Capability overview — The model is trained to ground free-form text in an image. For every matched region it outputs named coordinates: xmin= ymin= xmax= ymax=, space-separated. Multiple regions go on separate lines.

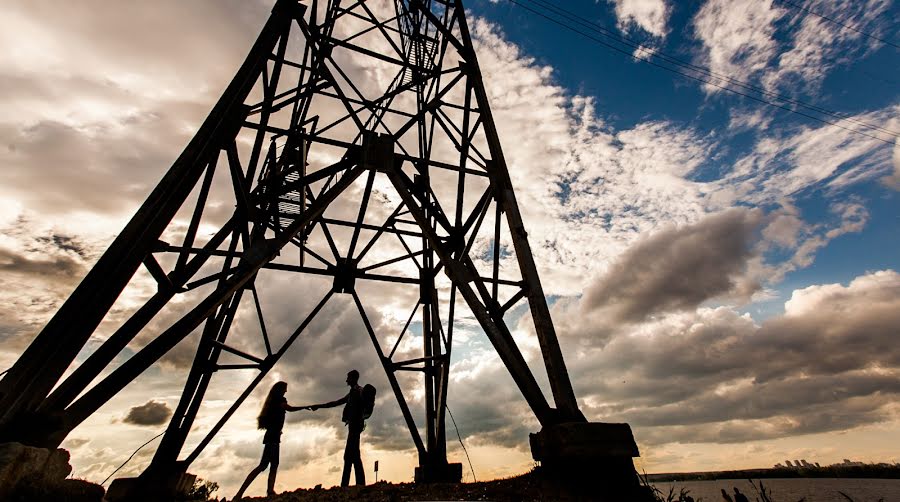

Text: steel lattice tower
xmin=0 ymin=0 xmax=646 ymax=498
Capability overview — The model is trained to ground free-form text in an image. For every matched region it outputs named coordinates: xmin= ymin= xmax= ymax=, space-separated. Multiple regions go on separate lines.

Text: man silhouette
xmin=307 ymin=370 xmax=367 ymax=487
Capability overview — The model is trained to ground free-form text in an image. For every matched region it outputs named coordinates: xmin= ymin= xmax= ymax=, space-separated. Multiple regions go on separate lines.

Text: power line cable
xmin=517 ymin=0 xmax=900 ymax=140
xmin=101 ymin=431 xmax=165 ymax=486
xmin=774 ymin=0 xmax=900 ymax=50
xmin=518 ymin=0 xmax=899 ymax=141
xmin=527 ymin=0 xmax=899 ymax=138
xmin=445 ymin=404 xmax=476 ymax=483
xmin=505 ymin=0 xmax=898 ymax=145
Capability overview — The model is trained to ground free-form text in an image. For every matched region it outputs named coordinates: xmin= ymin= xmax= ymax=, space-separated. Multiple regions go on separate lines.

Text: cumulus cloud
xmin=0 ymin=216 xmax=106 ymax=359
xmin=0 ymin=1 xmax=270 ymax=222
xmin=569 ymin=270 xmax=900 ymax=445
xmin=558 ymin=201 xmax=874 ymax=353
xmin=609 ymin=0 xmax=671 ymax=38
xmin=123 ymin=400 xmax=172 ymax=426
xmin=561 ymin=198 xmax=868 ymax=332
xmin=582 ymin=207 xmax=764 ymax=324
xmin=0 ymin=216 xmax=94 ymax=282
xmin=758 ymin=270 xmax=900 ymax=380
xmin=0 ymin=237 xmax=85 ymax=281
xmin=760 ymin=201 xmax=868 ymax=283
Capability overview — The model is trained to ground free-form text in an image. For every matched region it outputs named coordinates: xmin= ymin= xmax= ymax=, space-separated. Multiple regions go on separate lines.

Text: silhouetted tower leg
xmin=0 ymin=1 xmax=298 ymax=447
xmin=1 ymin=1 xmax=650 ymax=499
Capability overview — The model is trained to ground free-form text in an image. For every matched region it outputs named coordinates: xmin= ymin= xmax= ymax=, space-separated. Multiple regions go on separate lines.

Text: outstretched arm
xmin=307 ymin=393 xmax=348 ymax=411
xmin=283 ymin=402 xmax=307 ymax=412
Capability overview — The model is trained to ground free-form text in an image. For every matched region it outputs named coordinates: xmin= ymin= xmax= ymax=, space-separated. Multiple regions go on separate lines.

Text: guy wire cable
xmin=446 ymin=404 xmax=477 ymax=483
xmin=101 ymin=431 xmax=165 ymax=486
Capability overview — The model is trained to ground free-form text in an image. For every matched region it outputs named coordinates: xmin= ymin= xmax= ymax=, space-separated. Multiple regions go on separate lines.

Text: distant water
xmin=651 ymin=478 xmax=900 ymax=501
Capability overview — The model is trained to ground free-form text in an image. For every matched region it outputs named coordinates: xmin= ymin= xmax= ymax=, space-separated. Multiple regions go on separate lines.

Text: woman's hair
xmin=257 ymin=381 xmax=287 ymax=430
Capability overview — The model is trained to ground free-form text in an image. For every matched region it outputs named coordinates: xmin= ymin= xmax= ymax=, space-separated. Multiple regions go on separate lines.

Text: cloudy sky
xmin=1 ymin=0 xmax=898 ymax=497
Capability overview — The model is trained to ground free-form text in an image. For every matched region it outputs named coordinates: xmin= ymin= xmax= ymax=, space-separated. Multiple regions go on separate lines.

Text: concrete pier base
xmin=530 ymin=422 xmax=655 ymax=501
xmin=106 ymin=463 xmax=195 ymax=502
xmin=414 ymin=461 xmax=463 ymax=483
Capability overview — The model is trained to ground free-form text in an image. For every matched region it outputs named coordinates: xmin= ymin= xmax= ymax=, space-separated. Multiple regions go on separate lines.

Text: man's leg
xmin=341 ymin=433 xmax=354 ymax=487
xmin=353 ymin=455 xmax=365 ymax=486
xmin=341 ymin=459 xmax=352 ymax=487
xmin=342 ymin=426 xmax=362 ymax=487
xmin=349 ymin=425 xmax=364 ymax=486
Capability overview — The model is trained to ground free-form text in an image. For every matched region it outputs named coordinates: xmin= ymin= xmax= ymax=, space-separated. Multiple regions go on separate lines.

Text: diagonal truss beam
xmin=0 ymin=2 xmax=302 ymax=436
xmin=0 ymin=2 xmax=636 ymax=491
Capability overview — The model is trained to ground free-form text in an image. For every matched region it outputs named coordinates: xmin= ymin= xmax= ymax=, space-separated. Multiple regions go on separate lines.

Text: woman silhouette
xmin=234 ymin=381 xmax=306 ymax=499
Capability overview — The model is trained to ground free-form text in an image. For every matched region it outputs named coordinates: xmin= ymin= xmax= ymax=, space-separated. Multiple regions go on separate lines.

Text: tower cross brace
xmin=0 ymin=0 xmax=645 ymax=495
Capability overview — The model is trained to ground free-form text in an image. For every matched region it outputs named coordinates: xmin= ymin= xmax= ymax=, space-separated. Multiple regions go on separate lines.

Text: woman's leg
xmin=234 ymin=445 xmax=272 ymax=500
xmin=234 ymin=464 xmax=265 ymax=500
xmin=265 ymin=442 xmax=280 ymax=496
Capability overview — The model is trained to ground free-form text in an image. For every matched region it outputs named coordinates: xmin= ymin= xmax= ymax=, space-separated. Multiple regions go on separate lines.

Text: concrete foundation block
xmin=529 ymin=423 xmax=655 ymax=501
xmin=414 ymin=462 xmax=463 ymax=483
xmin=530 ymin=422 xmax=639 ymax=462
xmin=106 ymin=469 xmax=196 ymax=502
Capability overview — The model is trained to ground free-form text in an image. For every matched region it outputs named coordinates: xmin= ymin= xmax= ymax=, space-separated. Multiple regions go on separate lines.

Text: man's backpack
xmin=361 ymin=384 xmax=376 ymax=420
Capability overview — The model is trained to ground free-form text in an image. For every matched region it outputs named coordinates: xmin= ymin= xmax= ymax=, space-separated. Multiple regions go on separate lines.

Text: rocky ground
xmin=0 ymin=443 xmax=104 ymax=502
xmin=232 ymin=468 xmax=653 ymax=502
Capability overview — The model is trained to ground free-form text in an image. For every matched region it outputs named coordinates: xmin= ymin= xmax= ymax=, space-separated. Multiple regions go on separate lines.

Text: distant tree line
xmin=646 ymin=464 xmax=900 ymax=482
